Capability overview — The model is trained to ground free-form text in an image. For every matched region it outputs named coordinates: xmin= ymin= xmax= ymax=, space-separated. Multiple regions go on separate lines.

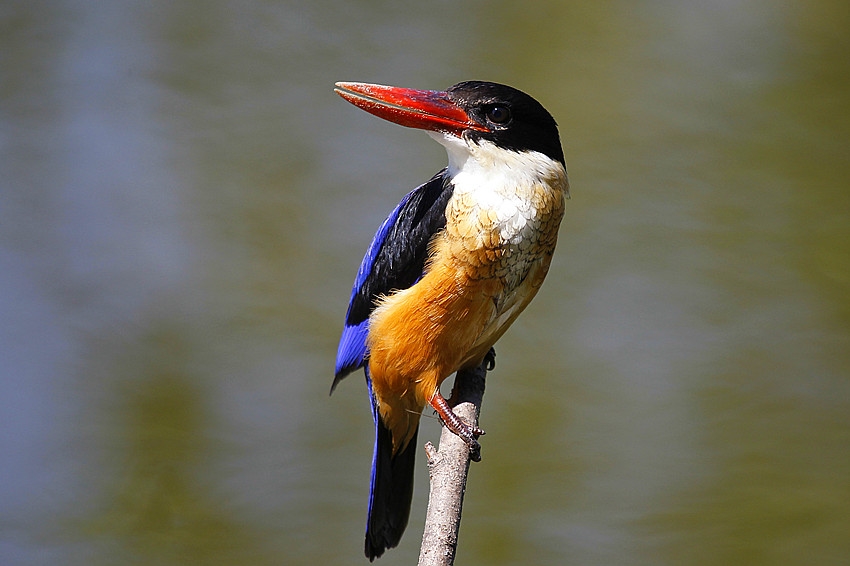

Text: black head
xmin=445 ymin=81 xmax=565 ymax=166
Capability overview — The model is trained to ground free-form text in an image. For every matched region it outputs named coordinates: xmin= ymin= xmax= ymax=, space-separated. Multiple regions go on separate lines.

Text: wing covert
xmin=333 ymin=169 xmax=453 ymax=387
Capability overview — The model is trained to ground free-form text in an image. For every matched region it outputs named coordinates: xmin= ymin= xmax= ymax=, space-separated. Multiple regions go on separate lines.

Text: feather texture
xmin=333 ymin=170 xmax=453 ymax=389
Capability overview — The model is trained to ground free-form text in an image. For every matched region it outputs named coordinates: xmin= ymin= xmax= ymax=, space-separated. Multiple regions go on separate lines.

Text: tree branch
xmin=417 ymin=359 xmax=488 ymax=566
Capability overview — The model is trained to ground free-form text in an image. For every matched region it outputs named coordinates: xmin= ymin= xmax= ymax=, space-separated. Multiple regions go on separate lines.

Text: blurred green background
xmin=1 ymin=0 xmax=848 ymax=564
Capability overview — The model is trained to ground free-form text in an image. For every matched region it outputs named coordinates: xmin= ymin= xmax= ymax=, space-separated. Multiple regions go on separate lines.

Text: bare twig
xmin=417 ymin=360 xmax=488 ymax=566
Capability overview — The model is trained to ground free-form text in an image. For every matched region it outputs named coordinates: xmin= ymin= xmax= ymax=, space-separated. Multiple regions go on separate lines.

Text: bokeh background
xmin=2 ymin=0 xmax=848 ymax=564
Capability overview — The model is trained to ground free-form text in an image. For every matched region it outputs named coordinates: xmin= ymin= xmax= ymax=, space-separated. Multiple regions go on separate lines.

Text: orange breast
xmin=366 ymin=245 xmax=502 ymax=453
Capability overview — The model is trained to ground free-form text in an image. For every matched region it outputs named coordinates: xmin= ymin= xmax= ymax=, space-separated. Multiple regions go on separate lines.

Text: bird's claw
xmin=435 ymin=411 xmax=483 ymax=461
xmin=484 ymin=347 xmax=496 ymax=371
xmin=430 ymin=393 xmax=485 ymax=461
xmin=468 ymin=438 xmax=482 ymax=462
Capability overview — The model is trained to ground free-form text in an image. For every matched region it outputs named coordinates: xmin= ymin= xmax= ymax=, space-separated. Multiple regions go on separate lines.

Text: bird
xmin=331 ymin=80 xmax=569 ymax=560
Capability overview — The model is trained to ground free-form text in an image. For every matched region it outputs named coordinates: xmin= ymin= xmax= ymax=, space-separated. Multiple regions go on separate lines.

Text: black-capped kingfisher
xmin=331 ymin=81 xmax=569 ymax=560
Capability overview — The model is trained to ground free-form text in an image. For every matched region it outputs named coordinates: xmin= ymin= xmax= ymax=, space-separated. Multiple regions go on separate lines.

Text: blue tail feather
xmin=364 ymin=371 xmax=418 ymax=561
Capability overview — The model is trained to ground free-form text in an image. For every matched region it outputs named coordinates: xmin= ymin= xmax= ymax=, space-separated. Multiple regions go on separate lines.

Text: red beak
xmin=334 ymin=82 xmax=488 ymax=136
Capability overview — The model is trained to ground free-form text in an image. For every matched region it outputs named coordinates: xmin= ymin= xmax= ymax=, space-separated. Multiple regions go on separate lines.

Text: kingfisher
xmin=331 ymin=80 xmax=569 ymax=560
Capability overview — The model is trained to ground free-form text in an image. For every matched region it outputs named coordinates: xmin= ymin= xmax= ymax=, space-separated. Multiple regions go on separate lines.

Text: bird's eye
xmin=485 ymin=105 xmax=511 ymax=125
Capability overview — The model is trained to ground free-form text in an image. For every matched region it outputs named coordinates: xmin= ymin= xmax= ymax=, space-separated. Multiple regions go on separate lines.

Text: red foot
xmin=429 ymin=391 xmax=484 ymax=461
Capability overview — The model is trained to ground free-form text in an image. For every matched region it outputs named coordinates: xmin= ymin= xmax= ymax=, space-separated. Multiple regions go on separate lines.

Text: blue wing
xmin=332 ymin=169 xmax=452 ymax=390
xmin=333 ymin=202 xmax=407 ymax=380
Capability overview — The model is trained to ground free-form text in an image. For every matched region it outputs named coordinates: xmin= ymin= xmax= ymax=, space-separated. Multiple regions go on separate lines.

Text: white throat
xmin=427 ymin=131 xmax=569 ymax=200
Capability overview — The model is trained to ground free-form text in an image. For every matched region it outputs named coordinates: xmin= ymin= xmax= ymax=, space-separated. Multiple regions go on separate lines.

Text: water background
xmin=2 ymin=1 xmax=848 ymax=564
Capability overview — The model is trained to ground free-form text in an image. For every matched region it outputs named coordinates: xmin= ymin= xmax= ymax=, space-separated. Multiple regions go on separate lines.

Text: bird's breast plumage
xmin=445 ymin=177 xmax=564 ymax=292
xmin=441 ymin=146 xmax=568 ymax=297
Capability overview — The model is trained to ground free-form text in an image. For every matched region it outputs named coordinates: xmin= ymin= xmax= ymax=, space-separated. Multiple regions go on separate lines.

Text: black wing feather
xmin=333 ymin=169 xmax=453 ymax=385
xmin=346 ymin=169 xmax=452 ymax=326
